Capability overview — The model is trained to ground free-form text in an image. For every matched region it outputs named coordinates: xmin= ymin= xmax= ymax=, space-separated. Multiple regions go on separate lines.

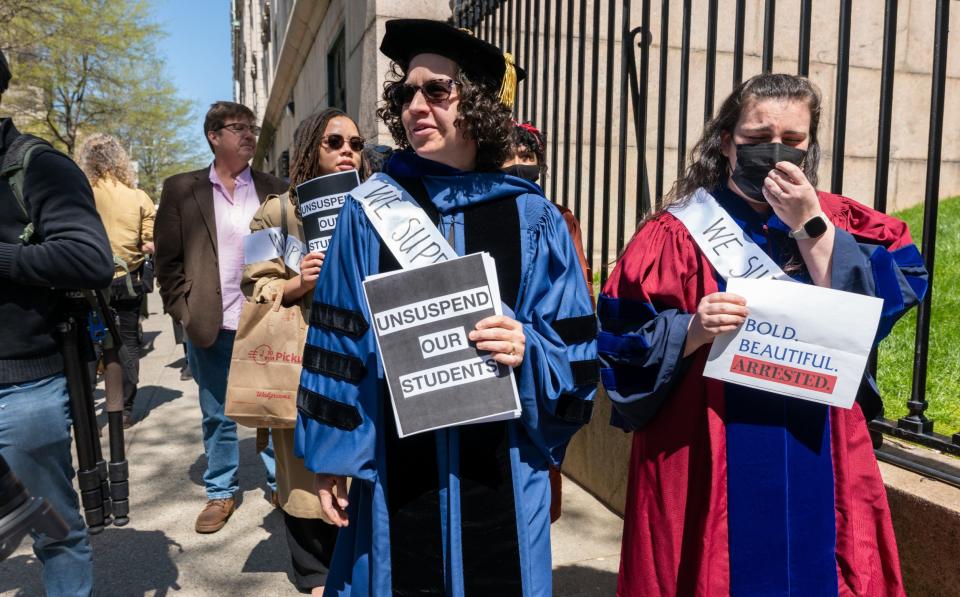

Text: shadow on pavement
xmin=92 ymin=385 xmax=184 ymax=430
xmin=130 ymin=385 xmax=184 ymax=426
xmin=242 ymin=508 xmax=297 ymax=585
xmin=165 ymin=355 xmax=188 ymax=371
xmin=139 ymin=330 xmax=160 ymax=355
xmin=0 ymin=528 xmax=183 ymax=597
xmin=553 ymin=563 xmax=619 ymax=596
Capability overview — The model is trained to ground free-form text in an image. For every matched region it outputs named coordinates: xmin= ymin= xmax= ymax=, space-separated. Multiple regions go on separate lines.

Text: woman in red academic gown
xmin=598 ymin=73 xmax=927 ymax=596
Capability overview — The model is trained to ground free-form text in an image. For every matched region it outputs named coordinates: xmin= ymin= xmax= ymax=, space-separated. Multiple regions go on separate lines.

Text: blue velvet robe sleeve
xmin=597 ymin=301 xmax=693 ymax=431
xmin=596 ymin=214 xmax=702 ymax=431
xmin=295 ymin=198 xmax=381 ymax=482
xmin=512 ymin=199 xmax=599 ymax=465
xmin=829 ymin=228 xmax=928 ymax=341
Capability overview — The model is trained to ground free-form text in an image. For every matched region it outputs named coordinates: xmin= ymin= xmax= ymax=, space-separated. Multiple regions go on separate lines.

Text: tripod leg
xmin=57 ymin=319 xmax=105 ymax=534
xmin=102 ymin=348 xmax=129 ymax=525
xmin=81 ymin=351 xmax=112 ymax=527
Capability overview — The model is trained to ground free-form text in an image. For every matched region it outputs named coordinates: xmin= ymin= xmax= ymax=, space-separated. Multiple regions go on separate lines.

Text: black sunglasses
xmin=321 ymin=134 xmax=365 ymax=152
xmin=390 ymin=78 xmax=459 ymax=107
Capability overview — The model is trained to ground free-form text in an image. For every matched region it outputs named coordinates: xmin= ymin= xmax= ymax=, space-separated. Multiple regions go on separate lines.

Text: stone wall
xmin=235 ymin=0 xmax=450 ymax=174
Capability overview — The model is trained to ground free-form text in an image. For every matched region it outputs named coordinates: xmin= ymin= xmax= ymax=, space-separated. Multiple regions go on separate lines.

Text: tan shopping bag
xmin=225 ymin=294 xmax=306 ymax=428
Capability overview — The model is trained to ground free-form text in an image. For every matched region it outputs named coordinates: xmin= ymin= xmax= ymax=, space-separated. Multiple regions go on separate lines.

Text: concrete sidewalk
xmin=1 ymin=293 xmax=622 ymax=596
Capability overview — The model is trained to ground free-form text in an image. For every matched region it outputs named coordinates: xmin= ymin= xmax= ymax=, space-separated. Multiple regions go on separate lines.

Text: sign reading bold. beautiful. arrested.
xmin=362 ymin=252 xmax=520 ymax=437
xmin=296 ymin=170 xmax=360 ymax=253
xmin=703 ymin=277 xmax=883 ymax=408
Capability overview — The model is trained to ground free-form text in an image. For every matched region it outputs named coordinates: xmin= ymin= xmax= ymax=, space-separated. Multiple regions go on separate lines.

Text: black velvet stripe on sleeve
xmin=556 ymin=393 xmax=595 ymax=424
xmin=570 ymin=359 xmax=601 ymax=386
xmin=301 ymin=344 xmax=367 ymax=382
xmin=297 ymin=387 xmax=362 ymax=431
xmin=310 ymin=302 xmax=369 ymax=338
xmin=551 ymin=314 xmax=599 ymax=345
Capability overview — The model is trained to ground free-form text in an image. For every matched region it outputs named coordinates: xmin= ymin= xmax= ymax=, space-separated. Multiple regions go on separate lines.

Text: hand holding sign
xmin=469 ymin=315 xmax=526 ymax=368
xmin=299 ymin=251 xmax=325 ymax=286
xmin=685 ymin=292 xmax=749 ymax=356
xmin=703 ymin=278 xmax=882 ymax=408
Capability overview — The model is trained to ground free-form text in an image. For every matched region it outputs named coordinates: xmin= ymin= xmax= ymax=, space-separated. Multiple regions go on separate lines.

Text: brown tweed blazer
xmin=154 ymin=166 xmax=287 ymax=348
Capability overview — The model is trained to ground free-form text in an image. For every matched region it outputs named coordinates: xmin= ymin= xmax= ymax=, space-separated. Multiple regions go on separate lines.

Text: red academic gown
xmin=598 ymin=187 xmax=927 ymax=597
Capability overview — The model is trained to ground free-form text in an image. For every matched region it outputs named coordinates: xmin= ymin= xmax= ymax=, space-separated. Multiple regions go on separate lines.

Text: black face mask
xmin=730 ymin=142 xmax=806 ymax=202
xmin=502 ymin=164 xmax=541 ymax=184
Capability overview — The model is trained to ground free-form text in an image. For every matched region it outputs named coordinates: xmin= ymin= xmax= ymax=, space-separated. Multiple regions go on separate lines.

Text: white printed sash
xmin=668 ymin=188 xmax=792 ymax=282
xmin=350 ymin=173 xmax=458 ymax=270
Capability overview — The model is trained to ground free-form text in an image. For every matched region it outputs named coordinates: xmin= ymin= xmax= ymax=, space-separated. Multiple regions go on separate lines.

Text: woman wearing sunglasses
xmin=242 ymin=107 xmax=363 ymax=596
xmin=295 ymin=19 xmax=597 ymax=597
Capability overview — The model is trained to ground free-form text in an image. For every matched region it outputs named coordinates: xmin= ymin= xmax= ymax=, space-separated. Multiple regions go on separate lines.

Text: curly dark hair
xmin=376 ymin=61 xmax=513 ymax=172
xmin=662 ymin=73 xmax=823 ymax=211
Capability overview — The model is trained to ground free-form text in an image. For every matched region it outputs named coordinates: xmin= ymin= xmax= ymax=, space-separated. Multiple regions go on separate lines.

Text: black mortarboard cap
xmin=0 ymin=50 xmax=10 ymax=94
xmin=380 ymin=19 xmax=526 ymax=108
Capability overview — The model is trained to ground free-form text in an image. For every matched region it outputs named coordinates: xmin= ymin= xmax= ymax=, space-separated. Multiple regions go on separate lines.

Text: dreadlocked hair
xmin=287 ymin=107 xmax=354 ymax=198
xmin=660 ymin=73 xmax=822 ymax=213
xmin=377 ymin=61 xmax=514 ymax=172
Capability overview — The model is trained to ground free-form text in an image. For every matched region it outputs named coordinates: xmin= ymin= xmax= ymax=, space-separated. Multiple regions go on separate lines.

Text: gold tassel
xmin=499 ymin=52 xmax=517 ymax=108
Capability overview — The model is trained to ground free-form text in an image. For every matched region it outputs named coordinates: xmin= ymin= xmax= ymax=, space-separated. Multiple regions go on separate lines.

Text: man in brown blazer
xmin=155 ymin=101 xmax=287 ymax=533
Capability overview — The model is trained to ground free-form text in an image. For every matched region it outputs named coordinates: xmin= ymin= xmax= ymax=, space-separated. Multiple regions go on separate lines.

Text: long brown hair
xmin=662 ymin=73 xmax=823 ymax=211
xmin=288 ymin=107 xmax=355 ymax=197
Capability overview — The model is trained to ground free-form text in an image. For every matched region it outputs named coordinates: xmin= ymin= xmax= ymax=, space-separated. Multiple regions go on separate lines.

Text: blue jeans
xmin=186 ymin=329 xmax=275 ymax=499
xmin=0 ymin=374 xmax=93 ymax=596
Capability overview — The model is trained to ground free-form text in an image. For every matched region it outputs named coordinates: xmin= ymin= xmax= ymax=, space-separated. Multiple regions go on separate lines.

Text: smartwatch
xmin=788 ymin=214 xmax=829 ymax=240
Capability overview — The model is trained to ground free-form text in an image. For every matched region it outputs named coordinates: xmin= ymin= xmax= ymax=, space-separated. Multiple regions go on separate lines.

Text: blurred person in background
xmin=77 ymin=133 xmax=155 ymax=429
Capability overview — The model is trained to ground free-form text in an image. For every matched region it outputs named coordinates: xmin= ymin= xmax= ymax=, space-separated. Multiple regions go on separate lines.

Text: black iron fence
xmin=453 ymin=0 xmax=959 ymax=484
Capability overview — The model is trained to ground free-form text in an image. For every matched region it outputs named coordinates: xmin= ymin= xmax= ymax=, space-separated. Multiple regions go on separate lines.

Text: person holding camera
xmin=77 ymin=133 xmax=156 ymax=429
xmin=0 ymin=49 xmax=114 ymax=596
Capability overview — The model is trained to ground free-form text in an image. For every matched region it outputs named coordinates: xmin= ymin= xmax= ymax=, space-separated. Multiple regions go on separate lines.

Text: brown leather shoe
xmin=195 ymin=498 xmax=236 ymax=533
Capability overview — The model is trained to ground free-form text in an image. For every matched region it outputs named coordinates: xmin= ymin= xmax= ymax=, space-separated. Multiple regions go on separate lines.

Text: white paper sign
xmin=703 ymin=278 xmax=883 ymax=408
xmin=242 ymin=227 xmax=307 ymax=274
xmin=362 ymin=253 xmax=520 ymax=437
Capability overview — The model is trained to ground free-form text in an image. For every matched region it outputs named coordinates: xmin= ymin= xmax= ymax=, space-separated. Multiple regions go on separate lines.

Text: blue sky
xmin=151 ymin=0 xmax=233 ymax=120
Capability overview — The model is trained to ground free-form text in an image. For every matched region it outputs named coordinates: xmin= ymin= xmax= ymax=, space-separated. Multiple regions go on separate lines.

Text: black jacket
xmin=0 ymin=118 xmax=113 ymax=383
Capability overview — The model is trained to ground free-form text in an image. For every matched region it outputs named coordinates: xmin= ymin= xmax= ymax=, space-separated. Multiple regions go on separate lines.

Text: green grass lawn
xmin=877 ymin=196 xmax=960 ymax=437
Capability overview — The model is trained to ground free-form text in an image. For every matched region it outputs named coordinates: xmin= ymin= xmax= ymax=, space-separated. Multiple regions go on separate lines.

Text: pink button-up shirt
xmin=209 ymin=163 xmax=260 ymax=330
